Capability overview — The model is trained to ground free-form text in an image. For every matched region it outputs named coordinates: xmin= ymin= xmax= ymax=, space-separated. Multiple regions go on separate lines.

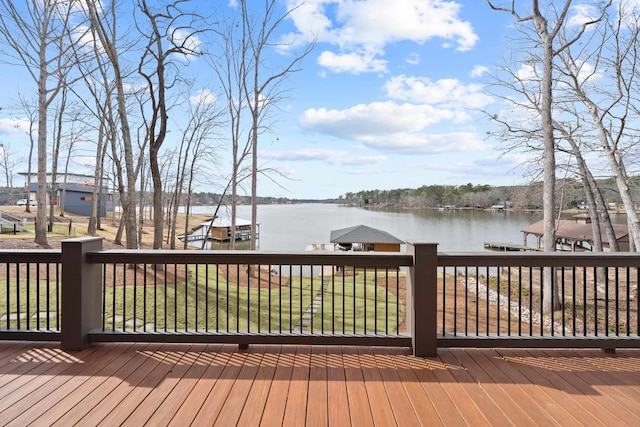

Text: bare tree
xmin=0 ymin=0 xmax=83 ymax=246
xmin=136 ymin=0 xmax=205 ymax=249
xmin=553 ymin=119 xmax=618 ymax=252
xmin=0 ymin=142 xmax=16 ymax=203
xmin=167 ymin=88 xmax=223 ymax=249
xmin=48 ymin=86 xmax=69 ymax=229
xmin=14 ymin=94 xmax=38 ymax=213
xmin=83 ymin=0 xmax=139 ymax=248
xmin=240 ymin=0 xmax=314 ymax=250
xmin=209 ymin=10 xmax=252 ymax=250
xmin=210 ymin=1 xmax=313 ymax=250
xmin=487 ymin=0 xmax=609 ymax=311
xmin=554 ymin=3 xmax=640 ymax=249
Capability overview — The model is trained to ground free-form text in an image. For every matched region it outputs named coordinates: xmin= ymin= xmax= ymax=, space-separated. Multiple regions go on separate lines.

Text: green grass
xmin=103 ymin=265 xmax=318 ymax=332
xmin=0 ymin=279 xmax=60 ymax=329
xmin=0 ymin=265 xmax=404 ymax=334
xmin=312 ymin=271 xmax=402 ymax=334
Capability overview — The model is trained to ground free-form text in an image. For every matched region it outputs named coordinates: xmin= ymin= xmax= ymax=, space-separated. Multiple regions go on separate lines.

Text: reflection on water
xmin=189 ymin=204 xmax=544 ymax=252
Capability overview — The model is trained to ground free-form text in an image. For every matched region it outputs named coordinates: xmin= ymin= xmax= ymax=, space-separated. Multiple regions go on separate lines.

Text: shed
xmin=330 ymin=225 xmax=403 ymax=252
xmin=521 ymin=217 xmax=629 ymax=252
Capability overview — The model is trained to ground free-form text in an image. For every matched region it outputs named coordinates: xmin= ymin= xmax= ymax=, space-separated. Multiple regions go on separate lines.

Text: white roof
xmin=199 ymin=217 xmax=252 ymax=228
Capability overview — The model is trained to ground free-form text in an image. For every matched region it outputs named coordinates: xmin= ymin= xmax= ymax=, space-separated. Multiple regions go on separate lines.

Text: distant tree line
xmin=339 ymin=178 xmax=640 ymax=211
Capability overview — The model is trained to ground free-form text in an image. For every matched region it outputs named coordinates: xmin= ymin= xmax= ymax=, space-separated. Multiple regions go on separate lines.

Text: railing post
xmin=406 ymin=242 xmax=438 ymax=357
xmin=61 ymin=237 xmax=103 ymax=350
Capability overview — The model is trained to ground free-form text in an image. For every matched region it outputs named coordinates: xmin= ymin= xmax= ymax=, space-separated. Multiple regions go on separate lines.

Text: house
xmin=330 ymin=224 xmax=404 ymax=252
xmin=19 ymin=172 xmax=112 ymax=217
xmin=521 ymin=215 xmax=629 ymax=252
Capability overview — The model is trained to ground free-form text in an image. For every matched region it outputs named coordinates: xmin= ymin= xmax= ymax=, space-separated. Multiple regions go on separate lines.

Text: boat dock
xmin=484 ymin=242 xmax=539 ymax=251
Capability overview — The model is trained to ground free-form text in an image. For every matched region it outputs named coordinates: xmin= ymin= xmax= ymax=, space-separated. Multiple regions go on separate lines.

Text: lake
xmin=191 ymin=204 xmax=543 ymax=252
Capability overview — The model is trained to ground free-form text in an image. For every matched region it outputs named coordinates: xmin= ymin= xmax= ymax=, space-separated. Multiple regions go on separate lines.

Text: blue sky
xmin=257 ymin=0 xmax=516 ymax=198
xmin=0 ymin=1 xmax=610 ymax=200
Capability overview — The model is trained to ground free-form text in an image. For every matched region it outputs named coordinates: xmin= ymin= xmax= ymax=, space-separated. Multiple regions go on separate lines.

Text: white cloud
xmin=515 ymin=63 xmax=540 ymax=82
xmin=384 ymin=75 xmax=493 ymax=109
xmin=71 ymin=24 xmax=104 ymax=55
xmin=300 ymin=73 xmax=493 ymax=156
xmin=284 ymin=0 xmax=478 ymax=73
xmin=0 ymin=118 xmax=32 ymax=136
xmin=568 ymin=4 xmax=599 ymax=27
xmin=301 ymin=101 xmax=459 ymax=138
xmin=171 ymin=27 xmax=202 ymax=61
xmin=317 ymin=50 xmax=387 ymax=74
xmin=471 ymin=65 xmax=489 ymax=77
xmin=423 ymin=154 xmax=523 ymax=179
xmin=360 ymin=132 xmax=485 ymax=154
xmin=406 ymin=53 xmax=420 ymax=65
xmin=189 ymin=89 xmax=217 ymax=105
xmin=262 ymin=148 xmax=347 ymax=161
xmin=261 ymin=148 xmax=387 ymax=165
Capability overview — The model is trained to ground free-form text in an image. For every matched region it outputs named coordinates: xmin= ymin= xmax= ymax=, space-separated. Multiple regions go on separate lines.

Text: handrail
xmin=87 ymin=249 xmax=413 ymax=268
xmin=438 ymin=251 xmax=640 ymax=267
xmin=1 ymin=238 xmax=638 ymax=357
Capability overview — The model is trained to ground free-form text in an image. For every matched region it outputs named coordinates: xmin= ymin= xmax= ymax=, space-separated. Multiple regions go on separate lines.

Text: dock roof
xmin=521 ymin=220 xmax=628 ymax=242
xmin=330 ymin=224 xmax=404 ymax=244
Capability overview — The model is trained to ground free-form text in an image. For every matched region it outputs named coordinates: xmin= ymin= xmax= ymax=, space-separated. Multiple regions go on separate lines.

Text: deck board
xmin=0 ymin=342 xmax=639 ymax=426
xmin=166 ymin=346 xmax=235 ymax=426
xmin=260 ymin=346 xmax=295 ymax=425
xmin=357 ymin=347 xmax=398 ymax=426
xmin=50 ymin=343 xmax=154 ymax=426
xmin=214 ymin=346 xmax=267 ymax=426
xmin=6 ymin=343 xmax=130 ymax=426
xmin=282 ymin=346 xmax=311 ymax=427
xmin=489 ymin=348 xmax=596 ymax=424
xmin=144 ymin=344 xmax=223 ymax=426
xmin=325 ymin=346 xmax=351 ymax=426
xmin=189 ymin=349 xmax=249 ymax=425
xmin=237 ymin=345 xmax=281 ymax=426
xmin=342 ymin=346 xmax=375 ymax=426
xmin=449 ymin=349 xmax=539 ymax=425
xmin=305 ymin=346 xmax=328 ymax=427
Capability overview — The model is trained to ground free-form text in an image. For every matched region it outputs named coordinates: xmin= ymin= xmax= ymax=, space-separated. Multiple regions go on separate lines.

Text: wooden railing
xmin=0 ymin=237 xmax=638 ymax=356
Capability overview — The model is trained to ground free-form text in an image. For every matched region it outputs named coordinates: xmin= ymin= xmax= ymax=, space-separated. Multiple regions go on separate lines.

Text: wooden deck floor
xmin=0 ymin=342 xmax=639 ymax=426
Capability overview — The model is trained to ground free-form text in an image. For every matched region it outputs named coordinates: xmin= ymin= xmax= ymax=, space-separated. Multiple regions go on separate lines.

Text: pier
xmin=484 ymin=241 xmax=539 ymax=251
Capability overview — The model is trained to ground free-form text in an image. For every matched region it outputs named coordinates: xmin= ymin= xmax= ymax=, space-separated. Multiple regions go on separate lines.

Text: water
xmin=190 ymin=204 xmax=542 ymax=252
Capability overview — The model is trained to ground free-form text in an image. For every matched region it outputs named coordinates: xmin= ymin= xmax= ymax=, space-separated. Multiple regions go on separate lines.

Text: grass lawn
xmin=0 ymin=278 xmax=60 ymax=329
xmin=0 ymin=265 xmax=404 ymax=334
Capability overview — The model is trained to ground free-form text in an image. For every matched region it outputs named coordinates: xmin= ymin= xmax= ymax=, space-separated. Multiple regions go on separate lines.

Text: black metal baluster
xmin=465 ymin=267 xmax=469 ymax=336
xmin=528 ymin=267 xmax=533 ymax=336
xmin=101 ymin=264 xmax=107 ymax=331
xmin=36 ymin=263 xmax=40 ymax=330
xmin=454 ymin=266 xmax=458 ymax=337
xmin=133 ymin=263 xmax=137 ymax=331
xmin=143 ymin=264 xmax=148 ymax=332
xmin=442 ymin=266 xmax=446 ymax=335
xmin=26 ymin=262 xmax=30 ymax=330
xmin=594 ymin=266 xmax=598 ymax=336
xmin=572 ymin=266 xmax=577 ymax=336
xmin=5 ymin=263 xmax=9 ymax=330
xmin=518 ymin=267 xmax=522 ymax=337
xmin=496 ymin=267 xmax=500 ymax=336
xmin=363 ymin=268 xmax=367 ymax=334
xmin=507 ymin=266 xmax=511 ymax=336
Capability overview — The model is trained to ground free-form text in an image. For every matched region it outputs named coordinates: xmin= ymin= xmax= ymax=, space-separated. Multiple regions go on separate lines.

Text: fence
xmin=0 ymin=237 xmax=638 ymax=356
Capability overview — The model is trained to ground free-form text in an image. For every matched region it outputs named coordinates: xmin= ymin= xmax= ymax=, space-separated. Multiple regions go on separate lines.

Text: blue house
xmin=19 ymin=173 xmax=112 ymax=217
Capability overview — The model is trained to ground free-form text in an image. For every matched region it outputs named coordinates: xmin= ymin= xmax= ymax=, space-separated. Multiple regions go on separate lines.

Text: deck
xmin=1 ymin=342 xmax=639 ymax=426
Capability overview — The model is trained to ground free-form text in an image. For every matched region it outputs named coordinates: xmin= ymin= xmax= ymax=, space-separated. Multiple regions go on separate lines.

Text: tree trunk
xmin=538 ymin=18 xmax=559 ymax=313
